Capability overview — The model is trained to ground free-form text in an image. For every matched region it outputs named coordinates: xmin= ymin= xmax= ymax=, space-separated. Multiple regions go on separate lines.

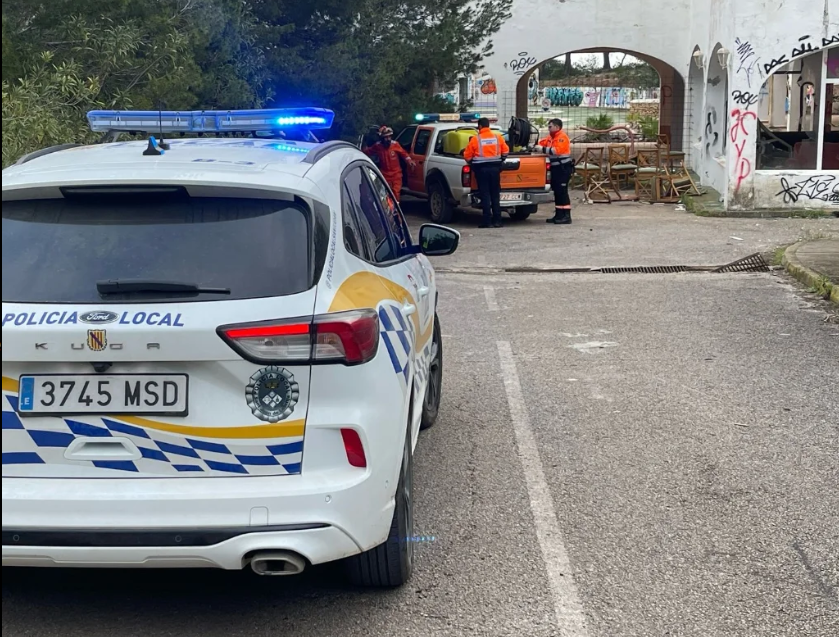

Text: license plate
xmin=17 ymin=374 xmax=189 ymax=417
xmin=500 ymin=193 xmax=523 ymax=201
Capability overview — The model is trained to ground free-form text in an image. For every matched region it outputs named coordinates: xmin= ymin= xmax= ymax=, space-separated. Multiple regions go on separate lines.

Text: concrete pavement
xmin=783 ymin=239 xmax=839 ymax=304
xmin=3 ymin=202 xmax=838 ymax=637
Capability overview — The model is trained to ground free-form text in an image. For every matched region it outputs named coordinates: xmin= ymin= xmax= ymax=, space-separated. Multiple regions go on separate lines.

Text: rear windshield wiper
xmin=96 ymin=279 xmax=231 ymax=296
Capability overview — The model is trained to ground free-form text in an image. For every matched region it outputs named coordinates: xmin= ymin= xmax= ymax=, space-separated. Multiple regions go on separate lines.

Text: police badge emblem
xmin=245 ymin=366 xmax=300 ymax=423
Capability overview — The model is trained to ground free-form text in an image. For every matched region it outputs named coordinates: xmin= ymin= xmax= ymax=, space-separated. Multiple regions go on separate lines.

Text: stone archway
xmin=513 ymin=48 xmax=687 ymax=152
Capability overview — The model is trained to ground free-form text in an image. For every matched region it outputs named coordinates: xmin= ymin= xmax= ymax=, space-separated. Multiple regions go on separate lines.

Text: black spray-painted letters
xmin=776 ymin=175 xmax=839 ymax=205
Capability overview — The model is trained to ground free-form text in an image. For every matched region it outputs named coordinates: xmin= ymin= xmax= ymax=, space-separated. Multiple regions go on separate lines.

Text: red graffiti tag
xmin=729 ymin=108 xmax=757 ymax=193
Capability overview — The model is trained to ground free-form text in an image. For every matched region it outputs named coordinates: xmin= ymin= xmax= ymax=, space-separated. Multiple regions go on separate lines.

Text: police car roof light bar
xmin=86 ymin=108 xmax=335 ymax=134
xmin=414 ymin=112 xmax=481 ymax=123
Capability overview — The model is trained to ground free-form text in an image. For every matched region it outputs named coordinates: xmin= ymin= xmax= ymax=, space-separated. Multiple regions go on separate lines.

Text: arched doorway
xmin=687 ymin=46 xmax=705 ymax=170
xmin=700 ymin=43 xmax=728 ymax=195
xmin=755 ymin=44 xmax=839 ymax=172
xmin=512 ymin=48 xmax=687 ymax=157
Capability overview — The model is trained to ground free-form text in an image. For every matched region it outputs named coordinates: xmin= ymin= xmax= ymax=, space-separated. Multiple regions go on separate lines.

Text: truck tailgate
xmin=470 ymin=155 xmax=548 ymax=190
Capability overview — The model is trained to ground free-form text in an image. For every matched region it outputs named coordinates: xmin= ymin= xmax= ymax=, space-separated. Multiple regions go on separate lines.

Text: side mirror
xmin=418 ymin=224 xmax=460 ymax=256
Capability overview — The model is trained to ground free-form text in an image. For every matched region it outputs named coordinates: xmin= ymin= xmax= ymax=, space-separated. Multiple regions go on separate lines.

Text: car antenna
xmin=156 ymin=100 xmax=170 ymax=150
xmin=143 ymin=136 xmax=164 ymax=156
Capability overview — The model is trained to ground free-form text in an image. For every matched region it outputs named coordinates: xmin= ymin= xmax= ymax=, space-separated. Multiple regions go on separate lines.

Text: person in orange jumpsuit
xmin=362 ymin=126 xmax=415 ymax=203
xmin=534 ymin=118 xmax=574 ymax=224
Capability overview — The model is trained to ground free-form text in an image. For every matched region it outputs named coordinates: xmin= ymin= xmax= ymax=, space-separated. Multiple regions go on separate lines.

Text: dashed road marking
xmin=484 ymin=285 xmax=499 ymax=311
xmin=496 ymin=341 xmax=591 ymax=636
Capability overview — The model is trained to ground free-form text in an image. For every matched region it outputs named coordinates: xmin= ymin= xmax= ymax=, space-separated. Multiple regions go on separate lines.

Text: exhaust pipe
xmin=249 ymin=551 xmax=307 ymax=576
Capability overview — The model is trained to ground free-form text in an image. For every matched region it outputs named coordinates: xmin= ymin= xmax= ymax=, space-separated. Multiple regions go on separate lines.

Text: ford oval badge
xmin=80 ymin=310 xmax=119 ymax=324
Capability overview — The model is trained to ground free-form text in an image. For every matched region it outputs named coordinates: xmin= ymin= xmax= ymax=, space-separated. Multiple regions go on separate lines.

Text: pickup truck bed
xmin=391 ymin=122 xmax=552 ymax=223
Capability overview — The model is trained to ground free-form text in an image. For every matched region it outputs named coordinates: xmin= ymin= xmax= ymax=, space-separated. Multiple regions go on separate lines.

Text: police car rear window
xmin=2 ymin=195 xmax=312 ymax=303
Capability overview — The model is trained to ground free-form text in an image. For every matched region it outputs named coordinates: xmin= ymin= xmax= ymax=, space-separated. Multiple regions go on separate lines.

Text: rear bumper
xmin=2 ymin=466 xmax=394 ymax=569
xmin=461 ymin=190 xmax=552 ymax=208
xmin=2 ymin=527 xmax=358 ymax=570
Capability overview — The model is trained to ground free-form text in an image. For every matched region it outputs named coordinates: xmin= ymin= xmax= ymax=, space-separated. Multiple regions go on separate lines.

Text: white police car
xmin=1 ymin=108 xmax=460 ymax=587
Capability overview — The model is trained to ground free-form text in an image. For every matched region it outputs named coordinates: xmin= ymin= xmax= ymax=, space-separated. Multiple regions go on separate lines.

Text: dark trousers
xmin=474 ymin=163 xmax=502 ymax=224
xmin=550 ymin=162 xmax=573 ymax=221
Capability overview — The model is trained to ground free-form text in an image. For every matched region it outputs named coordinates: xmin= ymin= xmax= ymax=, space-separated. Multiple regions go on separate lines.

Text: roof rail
xmin=13 ymin=143 xmax=84 ymax=166
xmin=302 ymin=140 xmax=360 ymax=164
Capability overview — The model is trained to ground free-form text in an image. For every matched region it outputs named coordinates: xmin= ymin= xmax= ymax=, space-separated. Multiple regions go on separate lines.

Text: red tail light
xmin=545 ymin=157 xmax=551 ymax=184
xmin=218 ymin=309 xmax=379 ymax=365
xmin=340 ymin=428 xmax=367 ymax=468
xmin=461 ymin=164 xmax=471 ymax=188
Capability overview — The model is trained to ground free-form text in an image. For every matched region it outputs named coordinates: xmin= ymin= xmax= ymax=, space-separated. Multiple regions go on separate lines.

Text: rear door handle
xmin=401 ymin=303 xmax=417 ymax=318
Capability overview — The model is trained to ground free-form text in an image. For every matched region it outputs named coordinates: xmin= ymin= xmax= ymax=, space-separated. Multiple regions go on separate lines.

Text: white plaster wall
xmin=479 ymin=0 xmax=839 ymax=211
xmin=481 ymin=0 xmax=695 ymax=123
xmin=719 ymin=0 xmax=838 ymax=209
xmin=752 ymin=172 xmax=839 ymax=209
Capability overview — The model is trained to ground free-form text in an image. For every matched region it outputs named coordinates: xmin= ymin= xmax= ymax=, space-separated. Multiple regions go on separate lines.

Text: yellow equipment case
xmin=443 ymin=128 xmax=477 ymax=155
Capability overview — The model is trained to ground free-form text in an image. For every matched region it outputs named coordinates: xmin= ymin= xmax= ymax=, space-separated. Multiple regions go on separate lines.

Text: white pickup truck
xmin=390 ymin=114 xmax=553 ymax=223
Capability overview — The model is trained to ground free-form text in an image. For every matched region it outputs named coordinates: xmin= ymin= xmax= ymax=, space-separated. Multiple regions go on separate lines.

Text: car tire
xmin=508 ymin=204 xmax=538 ymax=221
xmin=346 ymin=420 xmax=414 ymax=587
xmin=420 ymin=314 xmax=443 ymax=430
xmin=428 ymin=180 xmax=454 ymax=224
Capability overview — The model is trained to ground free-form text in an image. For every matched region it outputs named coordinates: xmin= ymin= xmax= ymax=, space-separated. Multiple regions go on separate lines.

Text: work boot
xmin=552 ymin=209 xmax=572 ymax=224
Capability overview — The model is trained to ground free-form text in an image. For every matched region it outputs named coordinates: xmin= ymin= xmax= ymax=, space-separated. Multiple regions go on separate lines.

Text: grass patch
xmin=788 ymin=209 xmax=835 ymax=219
xmin=808 ymin=276 xmax=835 ymax=301
xmin=772 ymin=246 xmax=789 ymax=266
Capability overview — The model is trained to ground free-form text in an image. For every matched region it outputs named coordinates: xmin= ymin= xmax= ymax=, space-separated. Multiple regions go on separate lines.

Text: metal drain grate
xmin=595 ymin=265 xmax=690 ymax=274
xmin=713 ymin=253 xmax=769 ymax=273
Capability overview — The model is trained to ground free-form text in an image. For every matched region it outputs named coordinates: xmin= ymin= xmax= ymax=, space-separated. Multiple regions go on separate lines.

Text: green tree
xmin=2 ymin=0 xmax=512 ymax=164
xmin=2 ymin=0 xmax=269 ymax=165
xmin=251 ymin=0 xmax=512 ymax=138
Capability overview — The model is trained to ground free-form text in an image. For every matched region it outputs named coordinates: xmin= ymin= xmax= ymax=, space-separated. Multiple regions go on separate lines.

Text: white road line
xmin=484 ymin=285 xmax=499 ymax=311
xmin=496 ymin=341 xmax=591 ymax=636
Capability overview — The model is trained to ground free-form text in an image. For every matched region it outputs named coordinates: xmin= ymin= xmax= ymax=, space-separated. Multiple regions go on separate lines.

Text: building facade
xmin=480 ymin=0 xmax=839 ymax=212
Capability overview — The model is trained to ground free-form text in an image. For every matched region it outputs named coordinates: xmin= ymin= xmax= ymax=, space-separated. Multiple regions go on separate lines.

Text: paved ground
xmin=795 ymin=239 xmax=839 ymax=282
xmin=4 ymin=201 xmax=838 ymax=637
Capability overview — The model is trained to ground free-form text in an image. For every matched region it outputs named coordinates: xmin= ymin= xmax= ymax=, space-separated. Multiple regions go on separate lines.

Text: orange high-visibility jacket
xmin=464 ymin=128 xmax=509 ymax=163
xmin=537 ymin=130 xmax=571 ymax=163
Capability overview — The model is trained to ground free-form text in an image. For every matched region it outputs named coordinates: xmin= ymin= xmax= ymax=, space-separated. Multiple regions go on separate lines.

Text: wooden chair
xmin=634 ymin=148 xmax=664 ymax=201
xmin=657 ymin=134 xmax=687 ymax=173
xmin=657 ymin=160 xmax=694 ymax=202
xmin=578 ymin=147 xmax=613 ymax=203
xmin=608 ymin=144 xmax=637 ymax=188
xmin=656 ymin=140 xmax=702 ymax=196
xmin=608 ymin=145 xmax=638 ymax=200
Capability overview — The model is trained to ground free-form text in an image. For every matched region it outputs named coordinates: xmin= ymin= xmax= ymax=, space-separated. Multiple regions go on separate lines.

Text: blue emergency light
xmin=86 ymin=108 xmax=335 ymax=134
xmin=414 ymin=112 xmax=481 ymax=123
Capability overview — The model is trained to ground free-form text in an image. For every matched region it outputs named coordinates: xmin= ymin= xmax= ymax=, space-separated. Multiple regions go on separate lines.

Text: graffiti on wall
xmin=507 ymin=52 xmax=538 ymax=76
xmin=734 ymin=38 xmax=765 ymax=88
xmin=729 ymin=108 xmax=757 ymax=193
xmin=479 ymin=79 xmax=497 ymax=95
xmin=776 ymin=175 xmax=839 ymax=205
xmin=731 ymin=90 xmax=759 ymax=106
xmin=704 ymin=106 xmax=719 ymax=155
xmin=762 ymin=33 xmax=839 ymax=76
